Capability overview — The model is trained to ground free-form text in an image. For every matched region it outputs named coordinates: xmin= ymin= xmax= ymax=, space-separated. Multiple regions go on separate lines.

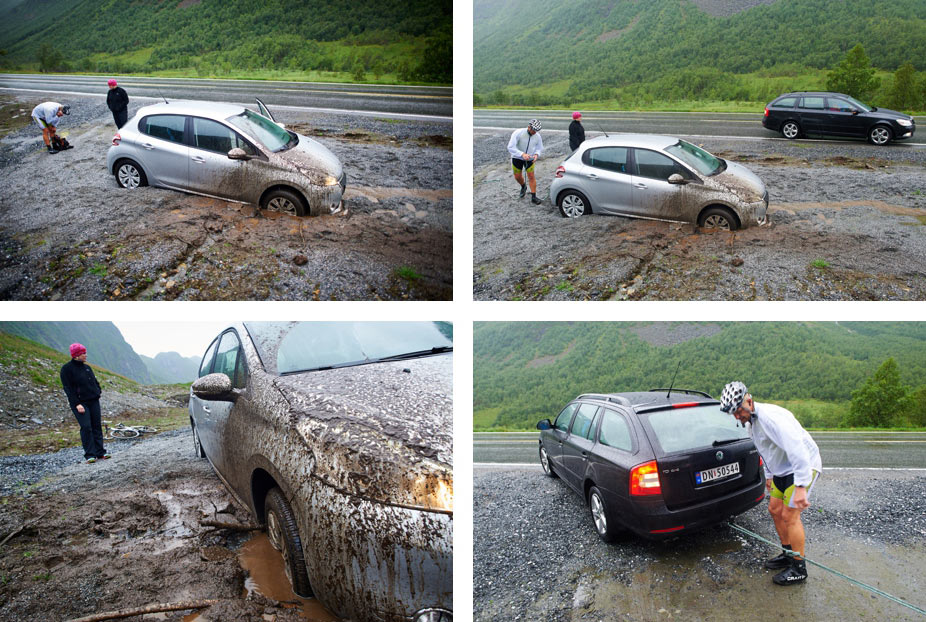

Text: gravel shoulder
xmin=474 ymin=465 xmax=926 ymax=622
xmin=473 ymin=130 xmax=926 ymax=300
xmin=0 ymin=94 xmax=451 ymax=300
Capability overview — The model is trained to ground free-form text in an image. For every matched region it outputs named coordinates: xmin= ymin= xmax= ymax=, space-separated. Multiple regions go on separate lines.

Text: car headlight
xmin=897 ymin=119 xmax=913 ymax=127
xmin=323 ymin=174 xmax=339 ymax=186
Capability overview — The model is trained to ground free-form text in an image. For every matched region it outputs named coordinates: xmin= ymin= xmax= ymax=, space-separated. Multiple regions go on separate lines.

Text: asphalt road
xmin=474 ymin=431 xmax=926 ymax=468
xmin=0 ymin=73 xmax=452 ymax=119
xmin=474 ymin=108 xmax=926 ymax=145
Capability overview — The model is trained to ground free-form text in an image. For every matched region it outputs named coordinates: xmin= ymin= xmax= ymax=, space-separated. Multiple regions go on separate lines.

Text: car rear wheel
xmin=265 ymin=487 xmax=313 ymax=597
xmin=781 ymin=121 xmax=801 ymax=140
xmin=262 ymin=188 xmax=307 ymax=217
xmin=557 ymin=190 xmax=590 ymax=218
xmin=192 ymin=423 xmax=206 ymax=459
xmin=699 ymin=206 xmax=739 ymax=231
xmin=589 ymin=486 xmax=620 ymax=543
xmin=539 ymin=446 xmax=558 ymax=478
xmin=868 ymin=125 xmax=892 ymax=146
xmin=115 ymin=159 xmax=147 ymax=189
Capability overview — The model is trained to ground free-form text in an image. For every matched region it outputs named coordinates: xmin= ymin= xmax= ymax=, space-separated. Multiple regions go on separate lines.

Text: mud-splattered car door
xmin=197 ymin=330 xmax=245 ymax=478
xmin=185 ymin=117 xmax=264 ymax=203
xmin=630 ymin=148 xmax=691 ymax=220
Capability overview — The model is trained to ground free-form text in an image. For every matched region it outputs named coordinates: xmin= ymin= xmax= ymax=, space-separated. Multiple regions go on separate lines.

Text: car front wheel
xmin=539 ymin=446 xmax=558 ymax=478
xmin=781 ymin=121 xmax=801 ymax=140
xmin=868 ymin=125 xmax=892 ymax=146
xmin=265 ymin=487 xmax=313 ymax=597
xmin=262 ymin=188 xmax=307 ymax=217
xmin=589 ymin=486 xmax=620 ymax=542
xmin=557 ymin=190 xmax=590 ymax=218
xmin=115 ymin=159 xmax=148 ymax=189
xmin=699 ymin=206 xmax=739 ymax=231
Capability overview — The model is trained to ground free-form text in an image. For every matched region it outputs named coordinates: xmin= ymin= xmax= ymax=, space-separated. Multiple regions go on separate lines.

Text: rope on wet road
xmin=728 ymin=521 xmax=926 ymax=617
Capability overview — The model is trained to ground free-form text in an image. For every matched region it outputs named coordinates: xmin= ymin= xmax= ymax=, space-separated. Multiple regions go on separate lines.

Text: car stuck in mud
xmin=189 ymin=321 xmax=453 ymax=622
xmin=107 ymin=98 xmax=346 ymax=216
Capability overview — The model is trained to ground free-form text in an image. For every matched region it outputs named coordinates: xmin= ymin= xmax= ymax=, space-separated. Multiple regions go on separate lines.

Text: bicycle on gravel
xmin=102 ymin=421 xmax=159 ymax=439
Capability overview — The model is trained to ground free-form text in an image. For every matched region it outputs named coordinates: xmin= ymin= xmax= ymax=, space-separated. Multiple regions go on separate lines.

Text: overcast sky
xmin=113 ymin=322 xmax=231 ymax=358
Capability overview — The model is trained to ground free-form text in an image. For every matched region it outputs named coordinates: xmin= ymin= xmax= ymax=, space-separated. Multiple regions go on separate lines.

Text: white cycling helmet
xmin=528 ymin=119 xmax=541 ymax=131
xmin=719 ymin=381 xmax=748 ymax=413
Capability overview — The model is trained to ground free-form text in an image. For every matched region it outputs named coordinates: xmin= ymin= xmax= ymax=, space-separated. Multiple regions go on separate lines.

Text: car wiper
xmin=712 ymin=437 xmax=743 ymax=447
xmin=371 ymin=346 xmax=453 ymax=363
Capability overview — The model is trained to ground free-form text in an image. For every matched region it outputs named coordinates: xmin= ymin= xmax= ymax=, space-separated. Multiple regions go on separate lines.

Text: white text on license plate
xmin=695 ymin=461 xmax=740 ymax=485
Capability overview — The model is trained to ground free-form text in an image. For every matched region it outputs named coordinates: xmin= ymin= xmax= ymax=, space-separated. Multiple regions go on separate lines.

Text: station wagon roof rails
xmin=647 ymin=388 xmax=713 ymax=399
xmin=577 ymin=394 xmax=631 ymax=406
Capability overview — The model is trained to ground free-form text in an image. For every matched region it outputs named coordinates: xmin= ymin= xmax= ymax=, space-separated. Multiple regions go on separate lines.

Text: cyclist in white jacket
xmin=720 ymin=381 xmax=822 ymax=586
xmin=31 ymin=102 xmax=69 ymax=154
xmin=507 ymin=119 xmax=544 ymax=205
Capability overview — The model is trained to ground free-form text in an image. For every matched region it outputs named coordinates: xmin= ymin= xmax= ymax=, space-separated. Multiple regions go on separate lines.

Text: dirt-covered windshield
xmin=226 ymin=109 xmax=293 ymax=152
xmin=244 ymin=321 xmax=453 ymax=375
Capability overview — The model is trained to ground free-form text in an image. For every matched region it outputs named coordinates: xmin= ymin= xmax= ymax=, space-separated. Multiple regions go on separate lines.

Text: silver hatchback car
xmin=550 ymin=135 xmax=768 ymax=230
xmin=106 ymin=98 xmax=346 ymax=216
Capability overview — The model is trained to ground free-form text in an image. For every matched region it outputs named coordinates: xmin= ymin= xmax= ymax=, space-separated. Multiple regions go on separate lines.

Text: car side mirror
xmin=851 ymin=109 xmax=859 ymax=115
xmin=537 ymin=419 xmax=552 ymax=431
xmin=228 ymin=148 xmax=251 ymax=160
xmin=192 ymin=373 xmax=238 ymax=402
xmin=668 ymin=173 xmax=688 ymax=185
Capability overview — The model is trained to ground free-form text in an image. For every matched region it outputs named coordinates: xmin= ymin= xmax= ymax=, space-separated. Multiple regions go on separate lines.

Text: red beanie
xmin=70 ymin=343 xmax=86 ymax=358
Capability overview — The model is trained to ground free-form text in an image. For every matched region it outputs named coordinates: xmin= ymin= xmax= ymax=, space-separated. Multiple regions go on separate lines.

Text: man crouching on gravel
xmin=31 ymin=102 xmax=69 ymax=154
xmin=60 ymin=343 xmax=110 ymax=463
xmin=720 ymin=381 xmax=821 ymax=585
xmin=507 ymin=119 xmax=544 ymax=205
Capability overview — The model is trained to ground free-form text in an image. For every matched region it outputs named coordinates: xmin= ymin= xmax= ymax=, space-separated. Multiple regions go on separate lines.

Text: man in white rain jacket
xmin=720 ymin=381 xmax=822 ymax=586
xmin=506 ymin=119 xmax=544 ymax=205
xmin=31 ymin=101 xmax=69 ymax=154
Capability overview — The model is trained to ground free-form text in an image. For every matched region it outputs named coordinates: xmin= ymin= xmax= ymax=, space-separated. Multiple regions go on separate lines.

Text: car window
xmin=554 ymin=403 xmax=577 ymax=432
xmin=643 ymin=404 xmax=749 ymax=454
xmin=664 ymin=140 xmax=722 ymax=177
xmin=198 ymin=338 xmax=219 ymax=377
xmin=585 ymin=408 xmax=602 ymax=441
xmin=143 ymin=114 xmax=187 ymax=144
xmin=583 ymin=147 xmax=629 ymax=174
xmin=799 ymin=97 xmax=825 ymax=110
xmin=192 ymin=117 xmax=255 ymax=155
xmin=214 ymin=331 xmax=244 ymax=389
xmin=226 ymin=109 xmax=293 ymax=152
xmin=773 ymin=96 xmax=797 ymax=108
xmin=599 ymin=408 xmax=632 ymax=451
xmin=634 ymin=149 xmax=681 ymax=181
xmin=570 ymin=403 xmax=599 ymax=438
xmin=826 ymin=97 xmax=857 ymax=113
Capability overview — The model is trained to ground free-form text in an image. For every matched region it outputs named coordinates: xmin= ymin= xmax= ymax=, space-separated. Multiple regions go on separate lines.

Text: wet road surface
xmin=474 ymin=431 xmax=926 ymax=468
xmin=0 ymin=73 xmax=452 ymax=119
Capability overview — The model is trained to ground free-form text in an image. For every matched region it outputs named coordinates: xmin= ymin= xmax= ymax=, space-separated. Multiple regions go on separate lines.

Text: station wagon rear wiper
xmin=712 ymin=437 xmax=743 ymax=447
xmin=372 ymin=346 xmax=453 ymax=363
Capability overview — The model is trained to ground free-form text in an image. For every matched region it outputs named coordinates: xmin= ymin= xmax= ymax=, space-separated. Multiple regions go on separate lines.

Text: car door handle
xmin=191 ymin=156 xmax=205 ymax=163
xmin=586 ymin=173 xmax=598 ymax=180
xmin=634 ymin=182 xmax=647 ymax=189
xmin=581 ymin=451 xmax=588 ymax=458
xmin=203 ymin=405 xmax=211 ymax=413
xmin=141 ymin=142 xmax=155 ymax=150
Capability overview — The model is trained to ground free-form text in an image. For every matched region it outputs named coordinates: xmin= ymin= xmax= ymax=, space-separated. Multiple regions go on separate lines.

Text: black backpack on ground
xmin=51 ymin=134 xmax=73 ymax=150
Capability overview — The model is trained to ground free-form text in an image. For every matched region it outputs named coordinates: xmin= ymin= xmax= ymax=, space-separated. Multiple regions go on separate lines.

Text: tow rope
xmin=728 ymin=521 xmax=926 ymax=617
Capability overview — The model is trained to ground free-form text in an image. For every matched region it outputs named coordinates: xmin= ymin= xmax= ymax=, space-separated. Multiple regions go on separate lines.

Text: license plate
xmin=695 ymin=461 xmax=740 ymax=485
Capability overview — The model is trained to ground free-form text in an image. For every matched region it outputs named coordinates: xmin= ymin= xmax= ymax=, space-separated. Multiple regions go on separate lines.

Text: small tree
xmin=351 ymin=61 xmax=366 ymax=83
xmin=826 ymin=44 xmax=880 ymax=100
xmin=909 ymin=386 xmax=926 ymax=428
xmin=37 ymin=44 xmax=64 ymax=73
xmin=887 ymin=62 xmax=919 ymax=111
xmin=848 ymin=357 xmax=911 ymax=427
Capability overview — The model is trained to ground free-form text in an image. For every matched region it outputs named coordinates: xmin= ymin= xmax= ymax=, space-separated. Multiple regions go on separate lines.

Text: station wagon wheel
xmin=192 ymin=423 xmax=205 ymax=459
xmin=115 ymin=159 xmax=147 ymax=189
xmin=588 ymin=486 xmax=620 ymax=543
xmin=261 ymin=188 xmax=307 ymax=217
xmin=557 ymin=190 xmax=590 ymax=218
xmin=264 ymin=487 xmax=313 ymax=597
xmin=699 ymin=206 xmax=739 ymax=231
xmin=868 ymin=125 xmax=892 ymax=146
xmin=539 ymin=446 xmax=558 ymax=478
xmin=781 ymin=121 xmax=801 ymax=140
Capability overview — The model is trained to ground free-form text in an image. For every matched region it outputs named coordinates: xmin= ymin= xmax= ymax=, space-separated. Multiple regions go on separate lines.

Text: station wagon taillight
xmin=764 ymin=107 xmax=769 ymax=117
xmin=630 ymin=460 xmax=661 ymax=496
xmin=555 ymin=165 xmax=565 ymax=178
xmin=112 ymin=133 xmax=121 ymax=146
xmin=671 ymin=401 xmax=700 ymax=409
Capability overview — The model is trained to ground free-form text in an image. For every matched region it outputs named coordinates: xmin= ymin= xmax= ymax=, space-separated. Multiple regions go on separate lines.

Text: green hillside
xmin=473 ymin=322 xmax=926 ymax=430
xmin=0 ymin=0 xmax=451 ymax=84
xmin=474 ymin=0 xmax=926 ymax=110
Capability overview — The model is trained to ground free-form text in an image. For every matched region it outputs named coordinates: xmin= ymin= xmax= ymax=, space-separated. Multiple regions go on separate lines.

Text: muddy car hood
xmin=271 ymin=354 xmax=453 ymax=510
xmin=273 ymin=134 xmax=343 ymax=182
xmin=711 ymin=160 xmax=766 ymax=202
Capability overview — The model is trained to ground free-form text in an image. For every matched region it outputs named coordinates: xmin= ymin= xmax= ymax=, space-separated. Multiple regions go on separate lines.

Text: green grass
xmin=473 ymin=407 xmax=503 ymax=430
xmin=811 ymin=259 xmax=830 ymax=270
xmin=393 ymin=266 xmax=423 ymax=282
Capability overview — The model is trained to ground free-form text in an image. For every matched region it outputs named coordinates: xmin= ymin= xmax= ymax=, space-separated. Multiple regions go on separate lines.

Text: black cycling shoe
xmin=531 ymin=194 xmax=543 ymax=205
xmin=773 ymin=560 xmax=807 ymax=585
xmin=519 ymin=184 xmax=527 ymax=198
xmin=765 ymin=551 xmax=793 ymax=569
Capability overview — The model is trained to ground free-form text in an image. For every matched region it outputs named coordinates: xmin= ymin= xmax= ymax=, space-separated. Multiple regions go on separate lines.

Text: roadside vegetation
xmin=473 ymin=322 xmax=926 ymax=431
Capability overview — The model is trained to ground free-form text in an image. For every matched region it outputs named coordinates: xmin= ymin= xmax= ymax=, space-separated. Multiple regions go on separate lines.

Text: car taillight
xmin=630 ymin=460 xmax=661 ymax=496
xmin=112 ymin=133 xmax=121 ymax=146
xmin=555 ymin=165 xmax=565 ymax=178
xmin=764 ymin=107 xmax=769 ymax=117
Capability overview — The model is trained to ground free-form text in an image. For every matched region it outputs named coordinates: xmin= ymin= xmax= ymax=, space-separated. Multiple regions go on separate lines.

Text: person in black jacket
xmin=569 ymin=111 xmax=585 ymax=152
xmin=106 ymin=79 xmax=129 ymax=129
xmin=60 ymin=343 xmax=109 ymax=463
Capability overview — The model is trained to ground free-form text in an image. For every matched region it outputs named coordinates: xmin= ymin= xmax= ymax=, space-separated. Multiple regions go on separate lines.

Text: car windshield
xmin=664 ymin=140 xmax=725 ymax=176
xmin=642 ymin=404 xmax=749 ymax=454
xmin=842 ymin=95 xmax=872 ymax=113
xmin=243 ymin=321 xmax=453 ymax=375
xmin=226 ymin=109 xmax=294 ymax=152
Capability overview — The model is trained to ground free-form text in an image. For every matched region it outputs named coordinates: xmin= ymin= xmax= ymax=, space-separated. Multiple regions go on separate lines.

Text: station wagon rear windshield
xmin=641 ymin=405 xmax=748 ymax=454
xmin=664 ymin=140 xmax=726 ymax=176
xmin=226 ymin=109 xmax=294 ymax=152
xmin=244 ymin=321 xmax=453 ymax=375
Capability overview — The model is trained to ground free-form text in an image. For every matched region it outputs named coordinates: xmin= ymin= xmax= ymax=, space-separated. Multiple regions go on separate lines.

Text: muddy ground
xmin=0 ymin=95 xmax=451 ymax=300
xmin=0 ymin=430 xmax=340 ymax=622
xmin=473 ymin=130 xmax=926 ymax=300
xmin=474 ymin=465 xmax=926 ymax=622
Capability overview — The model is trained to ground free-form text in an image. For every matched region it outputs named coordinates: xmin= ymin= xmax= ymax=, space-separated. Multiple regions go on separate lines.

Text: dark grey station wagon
xmin=537 ymin=390 xmax=765 ymax=540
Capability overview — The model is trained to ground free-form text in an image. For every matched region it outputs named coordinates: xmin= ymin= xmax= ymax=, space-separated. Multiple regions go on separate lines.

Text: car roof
xmin=135 ymin=100 xmax=249 ymax=119
xmin=776 ymin=91 xmax=851 ymax=98
xmin=574 ymin=390 xmax=717 ymax=410
xmin=580 ymin=134 xmax=680 ymax=150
